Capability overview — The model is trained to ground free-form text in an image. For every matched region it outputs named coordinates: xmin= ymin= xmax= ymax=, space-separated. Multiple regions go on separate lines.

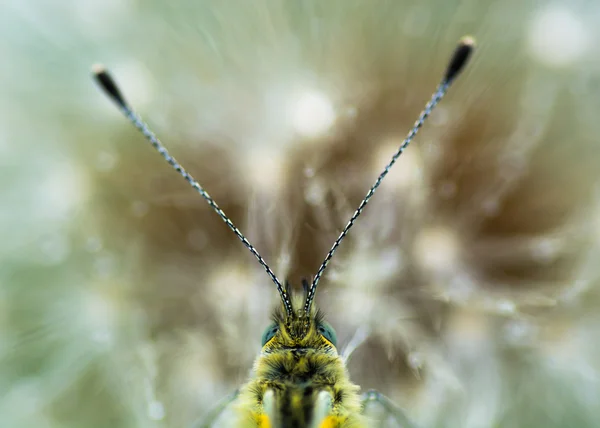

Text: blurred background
xmin=3 ymin=0 xmax=600 ymax=427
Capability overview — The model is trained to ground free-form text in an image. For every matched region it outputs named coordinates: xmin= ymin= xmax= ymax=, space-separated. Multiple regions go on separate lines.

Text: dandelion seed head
xmin=530 ymin=237 xmax=561 ymax=264
xmin=413 ymin=226 xmax=462 ymax=275
xmin=407 ymin=351 xmax=425 ymax=370
xmin=494 ymin=299 xmax=517 ymax=315
xmin=147 ymin=400 xmax=165 ymax=421
xmin=77 ymin=288 xmax=127 ymax=348
xmin=503 ymin=319 xmax=537 ymax=346
xmin=445 ymin=310 xmax=492 ymax=354
xmin=36 ymin=162 xmax=89 ymax=222
xmin=429 ymin=106 xmax=451 ymax=128
xmin=344 ymin=106 xmax=358 ymax=118
xmin=304 ymin=179 xmax=327 ymax=205
xmin=169 ymin=335 xmax=222 ymax=398
xmin=241 ymin=147 xmax=288 ymax=194
xmin=528 ymin=5 xmax=590 ymax=67
xmin=330 ymin=247 xmax=403 ymax=289
xmin=559 ymin=279 xmax=590 ymax=304
xmin=374 ymin=140 xmax=424 ymax=191
xmin=539 ymin=322 xmax=587 ymax=364
xmin=534 ymin=321 xmax=600 ymax=409
xmin=480 ymin=197 xmax=501 ymax=216
xmin=303 ymin=166 xmax=316 ymax=178
xmin=288 ymin=89 xmax=336 ymax=138
xmin=110 ymin=61 xmax=154 ymax=110
xmin=8 ymin=1 xmax=600 ymax=426
xmin=277 ymin=251 xmax=292 ymax=273
xmin=4 ymin=378 xmax=43 ymax=414
xmin=206 ymin=263 xmax=256 ymax=314
xmin=438 ymin=274 xmax=477 ymax=304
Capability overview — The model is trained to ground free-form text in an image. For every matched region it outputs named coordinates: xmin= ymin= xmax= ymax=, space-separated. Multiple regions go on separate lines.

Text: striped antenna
xmin=304 ymin=36 xmax=476 ymax=315
xmin=91 ymin=65 xmax=294 ymax=318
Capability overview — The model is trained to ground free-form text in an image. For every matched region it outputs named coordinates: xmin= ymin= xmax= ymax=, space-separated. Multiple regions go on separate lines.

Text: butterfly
xmin=92 ymin=35 xmax=475 ymax=428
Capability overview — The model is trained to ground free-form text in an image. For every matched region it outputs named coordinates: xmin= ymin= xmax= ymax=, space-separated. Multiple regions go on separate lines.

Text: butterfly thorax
xmin=235 ymin=306 xmax=363 ymax=428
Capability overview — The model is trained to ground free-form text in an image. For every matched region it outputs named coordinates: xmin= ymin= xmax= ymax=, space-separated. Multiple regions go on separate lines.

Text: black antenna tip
xmin=444 ymin=35 xmax=476 ymax=84
xmin=92 ymin=64 xmax=128 ymax=109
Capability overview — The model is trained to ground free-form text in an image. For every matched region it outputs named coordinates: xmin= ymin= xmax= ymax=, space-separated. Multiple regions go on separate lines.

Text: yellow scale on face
xmin=92 ymin=35 xmax=475 ymax=428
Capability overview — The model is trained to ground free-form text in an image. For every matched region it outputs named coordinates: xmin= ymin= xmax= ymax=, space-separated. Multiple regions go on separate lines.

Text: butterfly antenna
xmin=91 ymin=64 xmax=294 ymax=317
xmin=304 ymin=36 xmax=476 ymax=315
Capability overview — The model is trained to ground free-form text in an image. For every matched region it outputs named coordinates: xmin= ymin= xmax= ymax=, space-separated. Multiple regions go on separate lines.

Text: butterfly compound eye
xmin=318 ymin=322 xmax=337 ymax=348
xmin=261 ymin=323 xmax=279 ymax=346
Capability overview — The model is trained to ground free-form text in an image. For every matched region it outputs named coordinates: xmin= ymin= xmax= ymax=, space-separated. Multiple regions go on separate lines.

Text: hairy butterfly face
xmin=261 ymin=301 xmax=338 ymax=356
